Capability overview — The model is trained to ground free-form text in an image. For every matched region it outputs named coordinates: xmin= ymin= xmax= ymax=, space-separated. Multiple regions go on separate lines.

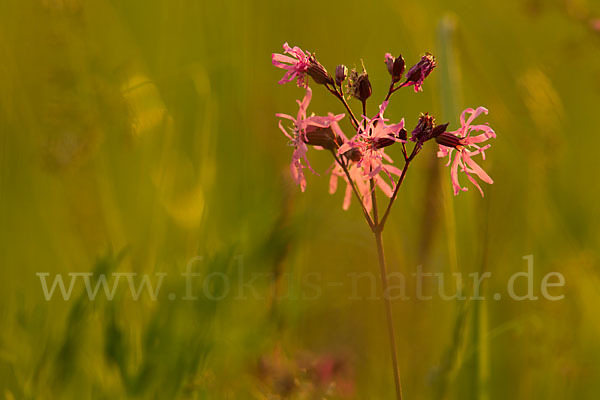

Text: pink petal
xmin=463 ymin=169 xmax=484 ymax=197
xmin=343 ymin=182 xmax=352 ymax=210
xmin=296 ymin=87 xmax=312 ymax=121
xmin=383 ymin=164 xmax=403 ymax=176
xmin=272 ymin=53 xmax=298 ymax=66
xmin=330 ymin=120 xmax=348 ymax=142
xmin=450 ymin=154 xmax=464 ymax=195
xmin=462 ymin=152 xmax=493 ymax=184
xmin=329 ymin=172 xmax=339 ymax=194
xmin=375 ymin=175 xmax=393 ymax=197
xmin=464 ymin=106 xmax=488 ymax=127
xmin=338 ymin=143 xmax=352 ymax=155
xmin=278 ymin=120 xmax=293 ymax=140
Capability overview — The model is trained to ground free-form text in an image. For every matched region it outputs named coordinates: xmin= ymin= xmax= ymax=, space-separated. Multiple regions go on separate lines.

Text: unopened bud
xmin=335 ymin=65 xmax=348 ymax=86
xmin=392 ymin=55 xmax=405 ymax=83
xmin=356 ymin=73 xmax=372 ymax=102
xmin=397 ymin=128 xmax=408 ymax=141
xmin=384 ymin=53 xmax=395 ymax=75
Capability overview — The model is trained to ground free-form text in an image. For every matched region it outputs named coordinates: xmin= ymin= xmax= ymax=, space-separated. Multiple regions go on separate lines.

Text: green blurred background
xmin=1 ymin=0 xmax=599 ymax=398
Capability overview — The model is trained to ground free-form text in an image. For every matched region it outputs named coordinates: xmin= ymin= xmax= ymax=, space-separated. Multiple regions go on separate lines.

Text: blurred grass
xmin=1 ymin=0 xmax=600 ymax=398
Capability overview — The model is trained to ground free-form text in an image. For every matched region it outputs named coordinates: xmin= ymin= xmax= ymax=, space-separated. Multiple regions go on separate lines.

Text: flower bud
xmin=357 ymin=73 xmax=372 ymax=102
xmin=397 ymin=128 xmax=408 ymax=141
xmin=384 ymin=53 xmax=395 ymax=75
xmin=335 ymin=64 xmax=348 ymax=86
xmin=307 ymin=55 xmax=334 ymax=85
xmin=385 ymin=53 xmax=406 ymax=83
xmin=392 ymin=55 xmax=406 ymax=83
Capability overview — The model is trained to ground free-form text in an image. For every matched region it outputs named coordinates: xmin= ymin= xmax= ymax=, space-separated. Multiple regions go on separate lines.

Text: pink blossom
xmin=338 ymin=101 xmax=405 ymax=179
xmin=436 ymin=106 xmax=496 ymax=196
xmin=329 ymin=101 xmax=404 ymax=211
xmin=277 ymin=87 xmax=345 ymax=191
xmin=272 ymin=43 xmax=313 ymax=88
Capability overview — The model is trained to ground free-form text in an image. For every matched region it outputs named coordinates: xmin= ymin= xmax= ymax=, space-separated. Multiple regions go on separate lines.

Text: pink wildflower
xmin=272 ymin=43 xmax=313 ymax=88
xmin=330 ymin=101 xmax=404 ymax=211
xmin=277 ymin=88 xmax=345 ymax=191
xmin=338 ymin=101 xmax=405 ymax=179
xmin=436 ymin=106 xmax=496 ymax=196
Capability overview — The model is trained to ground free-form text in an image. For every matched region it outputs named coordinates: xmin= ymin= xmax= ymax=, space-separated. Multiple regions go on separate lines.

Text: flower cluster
xmin=272 ymin=42 xmax=496 ymax=213
xmin=272 ymin=43 xmax=497 ymax=400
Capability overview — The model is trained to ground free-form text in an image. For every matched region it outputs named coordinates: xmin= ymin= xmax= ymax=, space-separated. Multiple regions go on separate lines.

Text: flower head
xmin=272 ymin=43 xmax=334 ymax=87
xmin=338 ymin=101 xmax=405 ymax=179
xmin=330 ymin=102 xmax=405 ymax=210
xmin=436 ymin=107 xmax=496 ymax=196
xmin=277 ymin=88 xmax=345 ymax=191
xmin=403 ymin=53 xmax=437 ymax=92
xmin=272 ymin=43 xmax=313 ymax=88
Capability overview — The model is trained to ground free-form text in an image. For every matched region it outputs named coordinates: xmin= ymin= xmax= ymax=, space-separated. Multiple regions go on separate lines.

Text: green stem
xmin=379 ymin=145 xmax=419 ymax=229
xmin=370 ymin=176 xmax=402 ymax=400
xmin=325 ymin=83 xmax=360 ymax=129
xmin=374 ymin=227 xmax=403 ymax=400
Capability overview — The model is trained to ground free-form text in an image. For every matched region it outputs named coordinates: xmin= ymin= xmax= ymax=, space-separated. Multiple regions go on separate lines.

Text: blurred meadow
xmin=1 ymin=0 xmax=600 ymax=398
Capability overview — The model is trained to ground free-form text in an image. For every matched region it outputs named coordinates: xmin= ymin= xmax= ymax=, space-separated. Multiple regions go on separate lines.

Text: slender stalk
xmin=370 ymin=179 xmax=378 ymax=225
xmin=384 ymin=80 xmax=396 ymax=102
xmin=370 ymin=171 xmax=402 ymax=400
xmin=384 ymin=80 xmax=409 ymax=102
xmin=325 ymin=83 xmax=360 ymax=129
xmin=379 ymin=145 xmax=419 ymax=229
xmin=374 ymin=227 xmax=403 ymax=400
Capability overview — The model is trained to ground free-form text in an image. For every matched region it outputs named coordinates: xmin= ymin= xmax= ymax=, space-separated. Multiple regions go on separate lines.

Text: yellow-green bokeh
xmin=1 ymin=0 xmax=599 ymax=399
